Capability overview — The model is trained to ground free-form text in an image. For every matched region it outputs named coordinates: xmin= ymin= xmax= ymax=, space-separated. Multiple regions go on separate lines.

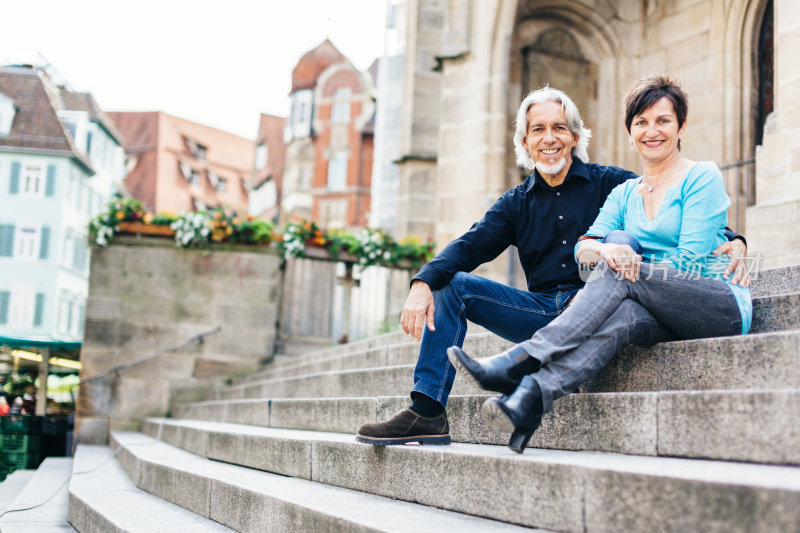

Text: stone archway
xmin=500 ymin=1 xmax=624 ymax=191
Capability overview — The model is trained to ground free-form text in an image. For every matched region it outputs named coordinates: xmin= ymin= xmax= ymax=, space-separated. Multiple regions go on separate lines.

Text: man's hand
xmin=713 ymin=239 xmax=750 ymax=287
xmin=401 ymin=281 xmax=435 ymax=341
xmin=598 ymin=243 xmax=642 ymax=282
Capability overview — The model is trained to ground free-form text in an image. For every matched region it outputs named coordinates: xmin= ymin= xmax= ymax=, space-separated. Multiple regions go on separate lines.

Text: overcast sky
xmin=0 ymin=0 xmax=387 ymax=139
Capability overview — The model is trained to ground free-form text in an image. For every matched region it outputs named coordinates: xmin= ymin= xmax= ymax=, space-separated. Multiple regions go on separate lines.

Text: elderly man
xmin=355 ymin=87 xmax=747 ymax=445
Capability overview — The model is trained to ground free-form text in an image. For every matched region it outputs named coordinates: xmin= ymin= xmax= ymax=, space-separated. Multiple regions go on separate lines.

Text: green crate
xmin=0 ymin=416 xmax=43 ymax=435
xmin=1 ymin=451 xmax=40 ymax=470
xmin=0 ymin=434 xmax=41 ymax=454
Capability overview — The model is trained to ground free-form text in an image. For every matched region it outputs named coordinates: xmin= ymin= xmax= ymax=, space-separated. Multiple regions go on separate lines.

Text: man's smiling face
xmin=522 ymin=100 xmax=579 ymax=181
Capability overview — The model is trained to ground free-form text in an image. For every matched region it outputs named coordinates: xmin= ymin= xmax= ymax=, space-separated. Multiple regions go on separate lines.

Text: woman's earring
xmin=629 ymin=140 xmax=635 ymax=150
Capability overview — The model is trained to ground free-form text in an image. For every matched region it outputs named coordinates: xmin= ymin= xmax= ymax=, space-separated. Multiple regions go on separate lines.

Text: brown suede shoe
xmin=355 ymin=408 xmax=451 ymax=445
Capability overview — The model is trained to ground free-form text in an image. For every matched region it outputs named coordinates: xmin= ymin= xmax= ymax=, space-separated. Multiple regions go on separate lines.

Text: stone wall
xmin=401 ymin=0 xmax=784 ymax=286
xmin=746 ymin=0 xmax=800 ymax=268
xmin=76 ymin=236 xmax=281 ymax=443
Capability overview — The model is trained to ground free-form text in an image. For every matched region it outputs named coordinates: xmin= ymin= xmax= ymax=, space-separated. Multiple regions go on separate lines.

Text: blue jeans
xmin=411 ymin=272 xmax=582 ymax=407
xmin=518 ymin=260 xmax=744 ymax=413
xmin=410 ymin=232 xmax=654 ymax=407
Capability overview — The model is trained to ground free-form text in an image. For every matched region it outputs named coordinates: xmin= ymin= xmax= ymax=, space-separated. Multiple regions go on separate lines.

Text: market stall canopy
xmin=0 ymin=335 xmax=81 ymax=354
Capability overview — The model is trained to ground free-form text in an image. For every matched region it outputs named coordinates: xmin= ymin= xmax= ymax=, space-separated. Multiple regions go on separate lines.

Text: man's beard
xmin=536 ymin=157 xmax=567 ymax=176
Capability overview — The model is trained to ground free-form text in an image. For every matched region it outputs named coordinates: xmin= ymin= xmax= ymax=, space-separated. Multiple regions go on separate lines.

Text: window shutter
xmin=45 ymin=164 xmax=56 ymax=196
xmin=39 ymin=226 xmax=50 ymax=260
xmin=0 ymin=224 xmax=14 ymax=257
xmin=33 ymin=293 xmax=45 ymax=326
xmin=0 ymin=291 xmax=9 ymax=324
xmin=9 ymin=161 xmax=20 ymax=194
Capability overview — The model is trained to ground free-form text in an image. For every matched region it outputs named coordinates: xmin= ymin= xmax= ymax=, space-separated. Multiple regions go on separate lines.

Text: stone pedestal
xmin=76 ymin=236 xmax=281 ymax=443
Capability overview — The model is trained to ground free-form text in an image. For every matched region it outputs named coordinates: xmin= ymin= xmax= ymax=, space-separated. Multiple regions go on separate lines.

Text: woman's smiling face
xmin=629 ymin=96 xmax=685 ymax=164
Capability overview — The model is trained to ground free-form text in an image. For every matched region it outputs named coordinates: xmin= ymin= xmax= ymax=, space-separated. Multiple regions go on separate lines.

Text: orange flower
xmin=116 ymin=211 xmax=125 ymax=220
xmin=143 ymin=213 xmax=154 ymax=224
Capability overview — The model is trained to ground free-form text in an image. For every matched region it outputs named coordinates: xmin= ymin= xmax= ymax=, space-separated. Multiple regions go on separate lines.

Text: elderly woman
xmin=449 ymin=75 xmax=752 ymax=453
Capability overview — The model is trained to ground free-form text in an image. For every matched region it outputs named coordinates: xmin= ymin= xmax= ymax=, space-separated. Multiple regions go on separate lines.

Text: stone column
xmin=394 ymin=0 xmax=443 ymax=241
xmin=746 ymin=0 xmax=800 ymax=268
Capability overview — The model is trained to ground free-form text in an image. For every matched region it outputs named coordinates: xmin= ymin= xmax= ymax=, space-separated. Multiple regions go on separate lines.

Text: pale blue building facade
xmin=0 ymin=65 xmax=125 ymax=347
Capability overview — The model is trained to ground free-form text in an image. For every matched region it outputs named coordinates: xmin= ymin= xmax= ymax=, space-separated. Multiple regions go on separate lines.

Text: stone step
xmin=109 ymin=430 xmax=543 ymax=533
xmin=267 ymin=331 xmax=408 ymax=369
xmin=227 ymin=291 xmax=798 ymax=389
xmin=173 ymin=388 xmax=800 ymax=465
xmin=140 ymin=418 xmax=800 ymax=533
xmin=0 ymin=470 xmax=36 ymax=515
xmin=234 ymin=330 xmax=513 ymax=384
xmin=67 ymin=444 xmax=230 ymax=532
xmin=582 ymin=328 xmax=800 ymax=393
xmin=209 ymin=329 xmax=800 ymax=400
xmin=750 ymin=263 xmax=800 ymax=298
xmin=0 ymin=457 xmax=74 ymax=532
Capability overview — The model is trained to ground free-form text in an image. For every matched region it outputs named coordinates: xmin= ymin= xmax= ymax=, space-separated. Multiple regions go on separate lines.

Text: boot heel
xmin=507 ymin=415 xmax=542 ymax=454
xmin=508 ymin=428 xmax=534 ymax=454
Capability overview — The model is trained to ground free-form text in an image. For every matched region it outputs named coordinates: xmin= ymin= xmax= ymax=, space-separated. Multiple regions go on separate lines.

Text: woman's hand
xmin=712 ymin=239 xmax=751 ymax=287
xmin=598 ymin=243 xmax=642 ymax=282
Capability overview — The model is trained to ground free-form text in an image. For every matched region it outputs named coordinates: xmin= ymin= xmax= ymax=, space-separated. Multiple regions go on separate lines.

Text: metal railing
xmin=719 ymin=157 xmax=756 ymax=232
xmin=79 ymin=326 xmax=221 ymax=384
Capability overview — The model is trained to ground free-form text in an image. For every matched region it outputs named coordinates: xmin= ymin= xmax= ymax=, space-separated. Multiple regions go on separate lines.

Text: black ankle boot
xmin=479 ymin=375 xmax=543 ymax=454
xmin=447 ymin=345 xmax=541 ymax=395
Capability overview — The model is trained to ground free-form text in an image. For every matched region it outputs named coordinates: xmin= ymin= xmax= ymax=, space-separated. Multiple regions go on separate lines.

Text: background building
xmin=282 ymin=39 xmax=377 ymax=229
xmin=249 ymin=113 xmax=286 ymax=221
xmin=0 ymin=64 xmax=125 ymax=345
xmin=109 ymin=111 xmax=254 ymax=215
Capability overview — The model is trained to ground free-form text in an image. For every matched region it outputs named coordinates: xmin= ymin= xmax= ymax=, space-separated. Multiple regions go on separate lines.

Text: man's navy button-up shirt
xmin=413 ymin=160 xmax=637 ymax=293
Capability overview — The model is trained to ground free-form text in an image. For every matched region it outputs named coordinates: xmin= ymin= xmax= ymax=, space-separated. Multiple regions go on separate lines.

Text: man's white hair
xmin=513 ymin=87 xmax=592 ymax=170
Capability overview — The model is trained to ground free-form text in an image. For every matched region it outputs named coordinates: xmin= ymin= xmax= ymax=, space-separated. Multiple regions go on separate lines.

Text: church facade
xmin=392 ymin=0 xmax=796 ymax=284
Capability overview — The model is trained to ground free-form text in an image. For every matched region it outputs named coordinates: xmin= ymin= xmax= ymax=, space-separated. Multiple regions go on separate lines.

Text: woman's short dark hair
xmin=624 ymin=75 xmax=688 ymax=134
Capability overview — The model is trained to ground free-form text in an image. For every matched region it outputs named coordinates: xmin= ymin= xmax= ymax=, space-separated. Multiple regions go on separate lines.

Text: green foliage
xmin=87 ymin=202 xmax=434 ymax=269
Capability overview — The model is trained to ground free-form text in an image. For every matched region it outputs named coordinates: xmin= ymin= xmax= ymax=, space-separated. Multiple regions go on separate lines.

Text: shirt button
xmin=556 ymin=192 xmax=561 ymax=196
xmin=558 ymin=216 xmax=563 ymax=220
xmin=562 ymin=240 xmax=567 ymax=244
xmin=561 ymin=264 xmax=566 ymax=268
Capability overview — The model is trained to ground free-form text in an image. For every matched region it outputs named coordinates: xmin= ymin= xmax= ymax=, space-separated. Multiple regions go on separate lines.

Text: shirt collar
xmin=525 ymin=158 xmax=591 ymax=192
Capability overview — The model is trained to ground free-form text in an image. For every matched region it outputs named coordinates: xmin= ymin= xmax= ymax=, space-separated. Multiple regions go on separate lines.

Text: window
xmin=216 ymin=178 xmax=227 ymax=193
xmin=70 ymin=171 xmax=80 ymax=207
xmin=327 ymin=153 xmax=348 ymax=191
xmin=255 ymin=143 xmax=268 ymax=169
xmin=0 ymin=291 xmax=9 ymax=324
xmin=331 ymin=87 xmax=352 ymax=123
xmin=188 ymin=169 xmax=200 ymax=186
xmin=194 ymin=143 xmax=207 ymax=161
xmin=33 ymin=293 xmax=44 ymax=327
xmin=70 ymin=303 xmax=82 ymax=336
xmin=72 ymin=238 xmax=87 ymax=272
xmin=22 ymin=164 xmax=43 ymax=196
xmin=0 ymin=224 xmax=13 ymax=257
xmin=58 ymin=296 xmax=70 ymax=333
xmin=299 ymin=168 xmax=311 ymax=189
xmin=15 ymin=226 xmax=39 ymax=261
xmin=9 ymin=290 xmax=34 ymax=327
xmin=62 ymin=230 xmax=74 ymax=268
xmin=0 ymin=95 xmax=15 ymax=136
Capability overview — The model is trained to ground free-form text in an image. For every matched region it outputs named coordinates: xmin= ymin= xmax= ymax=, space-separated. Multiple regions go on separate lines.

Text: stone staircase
xmin=7 ymin=264 xmax=800 ymax=531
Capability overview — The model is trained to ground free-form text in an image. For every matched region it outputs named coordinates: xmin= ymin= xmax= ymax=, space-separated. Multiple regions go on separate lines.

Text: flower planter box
xmin=118 ymin=221 xmax=175 ymax=237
